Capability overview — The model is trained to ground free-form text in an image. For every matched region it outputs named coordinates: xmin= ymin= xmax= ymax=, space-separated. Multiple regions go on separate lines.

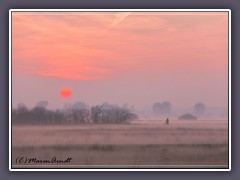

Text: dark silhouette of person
xmin=165 ymin=118 xmax=169 ymax=125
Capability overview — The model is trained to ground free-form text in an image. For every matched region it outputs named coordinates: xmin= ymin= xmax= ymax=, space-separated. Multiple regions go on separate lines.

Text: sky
xmin=12 ymin=11 xmax=229 ymax=109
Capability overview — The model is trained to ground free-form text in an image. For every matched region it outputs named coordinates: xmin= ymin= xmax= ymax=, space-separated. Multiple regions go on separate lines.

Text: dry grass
xmin=11 ymin=119 xmax=229 ymax=168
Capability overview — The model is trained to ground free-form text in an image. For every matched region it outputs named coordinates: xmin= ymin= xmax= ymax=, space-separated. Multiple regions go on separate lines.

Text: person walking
xmin=165 ymin=118 xmax=169 ymax=125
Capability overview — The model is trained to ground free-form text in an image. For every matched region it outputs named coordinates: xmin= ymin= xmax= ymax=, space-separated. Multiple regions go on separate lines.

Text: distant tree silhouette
xmin=153 ymin=101 xmax=172 ymax=117
xmin=12 ymin=102 xmax=138 ymax=125
xmin=36 ymin=101 xmax=48 ymax=109
xmin=178 ymin=113 xmax=197 ymax=120
xmin=194 ymin=103 xmax=206 ymax=116
xmin=17 ymin=102 xmax=28 ymax=110
xmin=153 ymin=102 xmax=161 ymax=114
xmin=160 ymin=101 xmax=172 ymax=116
xmin=13 ymin=103 xmax=29 ymax=123
xmin=72 ymin=101 xmax=88 ymax=110
xmin=91 ymin=103 xmax=138 ymax=124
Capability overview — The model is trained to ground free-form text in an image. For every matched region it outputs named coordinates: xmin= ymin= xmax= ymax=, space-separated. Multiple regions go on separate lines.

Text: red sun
xmin=60 ymin=87 xmax=72 ymax=98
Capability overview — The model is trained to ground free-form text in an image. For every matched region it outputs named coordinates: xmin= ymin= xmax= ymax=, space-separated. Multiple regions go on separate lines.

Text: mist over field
xmin=12 ymin=100 xmax=228 ymax=125
xmin=12 ymin=100 xmax=229 ymax=168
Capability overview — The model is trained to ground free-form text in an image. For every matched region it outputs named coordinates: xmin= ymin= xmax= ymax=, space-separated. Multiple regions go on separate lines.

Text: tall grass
xmin=12 ymin=119 xmax=228 ymax=168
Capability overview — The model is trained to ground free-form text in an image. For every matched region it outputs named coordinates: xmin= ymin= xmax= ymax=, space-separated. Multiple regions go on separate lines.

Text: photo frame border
xmin=9 ymin=8 xmax=231 ymax=172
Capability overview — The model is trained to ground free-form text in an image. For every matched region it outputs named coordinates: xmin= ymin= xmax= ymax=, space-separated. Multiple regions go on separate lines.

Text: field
xmin=11 ymin=119 xmax=229 ymax=169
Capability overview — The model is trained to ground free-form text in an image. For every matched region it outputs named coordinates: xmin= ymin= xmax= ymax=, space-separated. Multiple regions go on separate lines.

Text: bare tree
xmin=13 ymin=103 xmax=138 ymax=125
xmin=36 ymin=101 xmax=48 ymax=109
xmin=90 ymin=104 xmax=138 ymax=124
xmin=72 ymin=101 xmax=88 ymax=110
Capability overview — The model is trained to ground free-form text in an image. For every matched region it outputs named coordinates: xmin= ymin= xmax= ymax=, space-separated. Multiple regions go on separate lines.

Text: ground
xmin=11 ymin=119 xmax=228 ymax=169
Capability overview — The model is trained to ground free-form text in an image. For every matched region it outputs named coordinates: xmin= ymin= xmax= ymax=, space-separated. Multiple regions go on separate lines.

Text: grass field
xmin=11 ymin=119 xmax=229 ymax=169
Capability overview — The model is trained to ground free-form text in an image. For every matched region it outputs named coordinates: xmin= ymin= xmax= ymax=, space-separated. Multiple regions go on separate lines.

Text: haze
xmin=12 ymin=11 xmax=229 ymax=109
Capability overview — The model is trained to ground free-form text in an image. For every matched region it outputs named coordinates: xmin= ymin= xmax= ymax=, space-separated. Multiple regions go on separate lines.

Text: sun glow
xmin=60 ymin=88 xmax=72 ymax=98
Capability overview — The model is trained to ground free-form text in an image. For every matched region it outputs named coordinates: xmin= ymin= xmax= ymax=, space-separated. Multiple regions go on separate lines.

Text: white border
xmin=9 ymin=9 xmax=231 ymax=172
xmin=228 ymin=8 xmax=231 ymax=171
xmin=9 ymin=9 xmax=12 ymax=172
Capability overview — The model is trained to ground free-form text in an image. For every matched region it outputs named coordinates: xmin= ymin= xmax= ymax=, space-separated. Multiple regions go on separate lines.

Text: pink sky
xmin=12 ymin=11 xmax=229 ymax=109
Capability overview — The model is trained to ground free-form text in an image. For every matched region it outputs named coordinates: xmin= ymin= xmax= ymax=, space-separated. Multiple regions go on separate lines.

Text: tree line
xmin=152 ymin=101 xmax=206 ymax=117
xmin=12 ymin=102 xmax=138 ymax=125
